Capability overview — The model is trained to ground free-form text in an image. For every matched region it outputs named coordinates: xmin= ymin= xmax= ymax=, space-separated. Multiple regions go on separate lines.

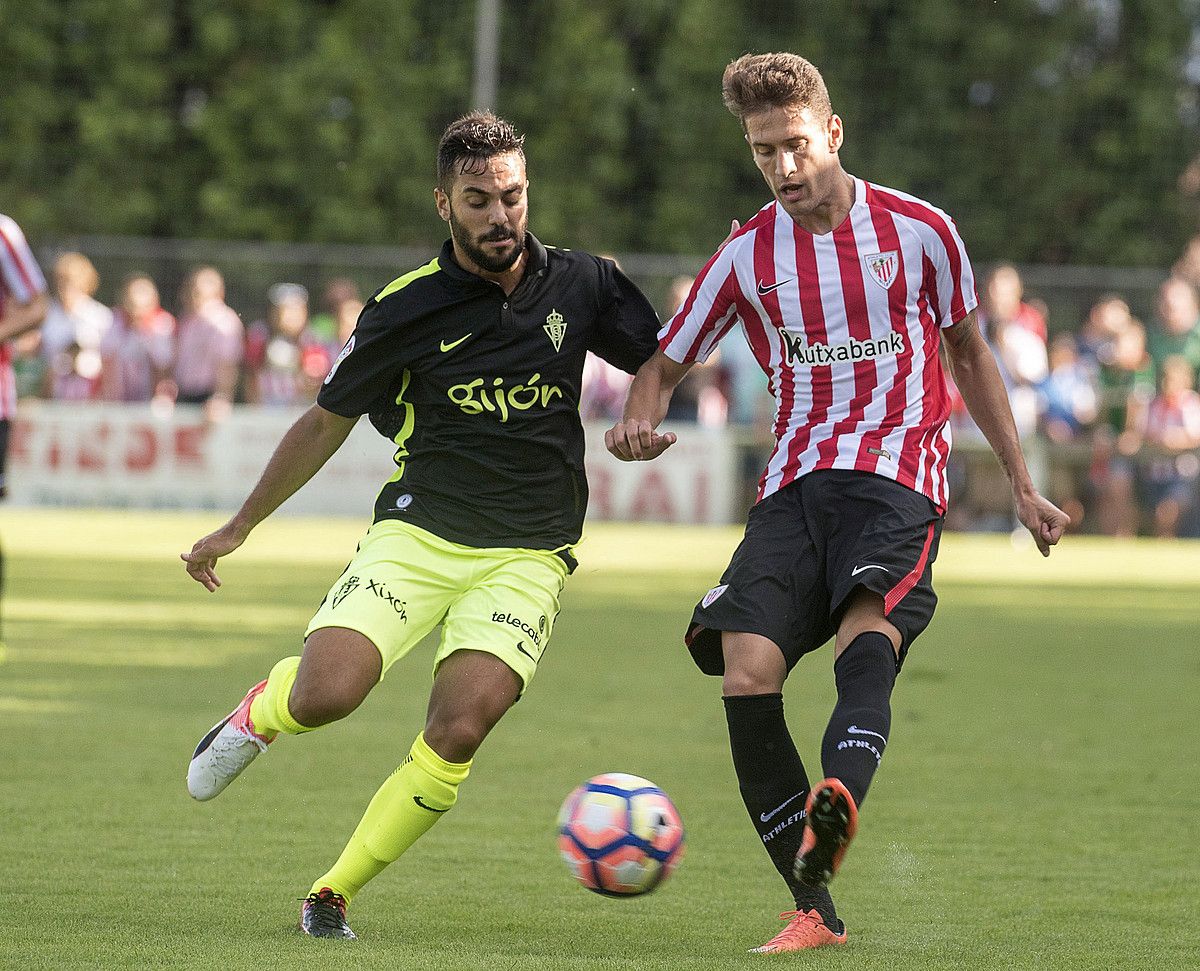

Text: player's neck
xmin=452 ymin=243 xmax=529 ymax=296
xmin=784 ymin=169 xmax=855 ymax=236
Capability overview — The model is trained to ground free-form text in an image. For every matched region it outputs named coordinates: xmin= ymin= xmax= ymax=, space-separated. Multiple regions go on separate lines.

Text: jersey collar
xmin=437 ymin=232 xmax=549 ymax=287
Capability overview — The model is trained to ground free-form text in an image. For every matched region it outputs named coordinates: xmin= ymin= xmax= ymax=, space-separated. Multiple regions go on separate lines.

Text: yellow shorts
xmin=305 ymin=520 xmax=571 ymax=691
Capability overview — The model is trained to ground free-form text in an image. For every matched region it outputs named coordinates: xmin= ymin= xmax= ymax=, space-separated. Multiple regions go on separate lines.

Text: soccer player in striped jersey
xmin=607 ymin=53 xmax=1069 ymax=953
xmin=0 ymin=214 xmax=49 ymax=654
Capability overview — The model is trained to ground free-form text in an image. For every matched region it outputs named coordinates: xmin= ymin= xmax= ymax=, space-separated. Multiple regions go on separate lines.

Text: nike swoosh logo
xmin=757 ymin=279 xmax=790 ymax=296
xmin=851 ymin=564 xmax=890 ymax=576
xmin=759 ymin=790 xmax=805 ymax=823
xmin=439 ymin=333 xmax=472 ymax=353
xmin=847 ymin=725 xmax=887 ymax=744
xmin=413 ymin=795 xmax=449 ymax=813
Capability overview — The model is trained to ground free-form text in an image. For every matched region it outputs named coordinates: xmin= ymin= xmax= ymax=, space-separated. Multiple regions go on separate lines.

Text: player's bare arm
xmin=942 ymin=310 xmax=1069 ymax=555
xmin=181 ymin=404 xmax=358 ymax=590
xmin=0 ymin=291 xmax=48 ymax=343
xmin=605 ymin=350 xmax=693 ymax=461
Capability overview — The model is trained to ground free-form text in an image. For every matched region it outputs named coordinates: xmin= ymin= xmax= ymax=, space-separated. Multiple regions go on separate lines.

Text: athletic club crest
xmin=863 ymin=251 xmax=900 ymax=290
xmin=544 ymin=309 xmax=567 ymax=352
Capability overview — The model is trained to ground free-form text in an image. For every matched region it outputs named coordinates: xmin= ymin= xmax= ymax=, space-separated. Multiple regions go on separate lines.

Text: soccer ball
xmin=557 ymin=772 xmax=685 ymax=896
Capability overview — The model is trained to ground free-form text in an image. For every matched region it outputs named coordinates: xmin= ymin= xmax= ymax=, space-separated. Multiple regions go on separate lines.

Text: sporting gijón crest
xmin=863 ymin=250 xmax=899 ymax=290
xmin=544 ymin=309 xmax=567 ymax=351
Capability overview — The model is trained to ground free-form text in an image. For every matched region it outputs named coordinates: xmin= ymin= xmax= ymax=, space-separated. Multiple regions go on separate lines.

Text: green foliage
xmin=0 ymin=0 xmax=1194 ymax=263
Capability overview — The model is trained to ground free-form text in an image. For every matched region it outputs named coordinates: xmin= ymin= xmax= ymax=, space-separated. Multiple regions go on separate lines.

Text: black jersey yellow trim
xmin=377 ymin=257 xmax=441 ymax=300
xmin=384 ymin=368 xmax=416 ymax=485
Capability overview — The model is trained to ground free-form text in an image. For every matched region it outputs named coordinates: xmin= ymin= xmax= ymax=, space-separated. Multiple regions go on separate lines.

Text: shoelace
xmin=302 ymin=891 xmax=348 ymax=933
xmin=205 ymin=732 xmax=266 ymax=776
xmin=767 ymin=910 xmax=824 ymax=941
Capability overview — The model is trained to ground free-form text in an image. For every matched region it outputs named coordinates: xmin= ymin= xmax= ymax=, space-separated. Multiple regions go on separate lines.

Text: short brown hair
xmin=722 ymin=53 xmax=832 ymax=124
xmin=437 ymin=111 xmax=526 ymax=191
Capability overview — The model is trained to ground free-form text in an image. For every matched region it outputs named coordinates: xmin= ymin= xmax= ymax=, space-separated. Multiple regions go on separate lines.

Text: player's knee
xmin=721 ymin=665 xmax=782 ymax=697
xmin=287 ymin=680 xmax=365 ymax=728
xmin=423 ymin=711 xmax=491 ymax=763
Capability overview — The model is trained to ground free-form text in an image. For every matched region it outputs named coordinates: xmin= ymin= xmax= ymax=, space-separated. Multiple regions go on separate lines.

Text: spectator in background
xmin=1172 ymin=234 xmax=1200 ymax=289
xmin=41 ymin=252 xmax=113 ymax=401
xmin=979 ymin=265 xmax=1049 ymax=437
xmin=579 ymin=349 xmax=633 ymax=422
xmin=175 ymin=266 xmax=243 ymax=419
xmin=1039 ymin=334 xmax=1097 ymax=443
xmin=244 ymin=283 xmax=331 ymax=406
xmin=310 ymin=278 xmax=361 ymax=344
xmin=580 ymin=256 xmax=638 ymax=423
xmin=1077 ymin=294 xmax=1133 ymax=373
xmin=331 ymin=289 xmax=365 ymax=352
xmin=101 ymin=274 xmax=176 ymax=404
xmin=662 ymin=274 xmax=727 ymax=426
xmin=1139 ymin=355 xmax=1200 ymax=538
xmin=979 ymin=264 xmax=1048 ymax=342
xmin=1147 ymin=277 xmax=1200 ymax=374
xmin=1091 ymin=319 xmax=1155 ymax=536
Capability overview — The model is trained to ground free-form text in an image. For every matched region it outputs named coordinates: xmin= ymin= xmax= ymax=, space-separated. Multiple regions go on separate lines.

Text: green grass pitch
xmin=1 ymin=510 xmax=1197 ymax=970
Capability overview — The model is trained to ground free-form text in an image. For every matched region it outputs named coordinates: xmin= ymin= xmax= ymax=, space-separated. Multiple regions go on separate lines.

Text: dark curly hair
xmin=437 ymin=112 xmax=526 ymax=191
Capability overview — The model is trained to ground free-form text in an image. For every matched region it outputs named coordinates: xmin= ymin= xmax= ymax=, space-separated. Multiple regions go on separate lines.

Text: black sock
xmin=821 ymin=632 xmax=898 ymax=809
xmin=724 ymin=693 xmax=837 ymax=926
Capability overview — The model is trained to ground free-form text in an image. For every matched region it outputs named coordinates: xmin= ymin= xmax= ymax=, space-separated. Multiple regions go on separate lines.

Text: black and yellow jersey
xmin=318 ymin=234 xmax=660 ymax=551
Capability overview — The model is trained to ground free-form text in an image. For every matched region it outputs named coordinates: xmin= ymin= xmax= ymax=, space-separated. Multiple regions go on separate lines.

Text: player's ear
xmin=828 ymin=114 xmax=844 ymax=153
xmin=434 ymin=186 xmax=451 ymax=223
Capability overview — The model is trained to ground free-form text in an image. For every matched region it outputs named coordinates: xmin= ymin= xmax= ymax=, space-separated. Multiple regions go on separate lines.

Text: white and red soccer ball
xmin=557 ymin=773 xmax=685 ymax=896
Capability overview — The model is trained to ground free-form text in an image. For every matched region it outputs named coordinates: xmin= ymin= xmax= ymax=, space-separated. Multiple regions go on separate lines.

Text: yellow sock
xmin=311 ymin=732 xmax=471 ymax=901
xmin=248 ymin=656 xmax=312 ymax=736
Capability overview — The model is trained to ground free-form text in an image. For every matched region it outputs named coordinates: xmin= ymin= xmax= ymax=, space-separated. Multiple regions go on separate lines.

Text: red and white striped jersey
xmin=659 ymin=178 xmax=977 ymax=510
xmin=0 ymin=214 xmax=48 ymax=419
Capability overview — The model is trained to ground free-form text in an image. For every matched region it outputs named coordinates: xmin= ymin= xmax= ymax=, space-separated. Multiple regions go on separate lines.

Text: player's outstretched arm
xmin=181 ymin=404 xmax=358 ymax=590
xmin=606 ymin=350 xmax=693 ymax=461
xmin=942 ymin=311 xmax=1069 ymax=556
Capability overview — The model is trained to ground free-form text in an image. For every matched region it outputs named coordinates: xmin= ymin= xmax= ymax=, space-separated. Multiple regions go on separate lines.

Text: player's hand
xmin=720 ymin=219 xmax=741 ymax=248
xmin=180 ymin=522 xmax=248 ymax=592
xmin=605 ymin=419 xmax=677 ymax=462
xmin=1015 ymin=490 xmax=1070 ymax=557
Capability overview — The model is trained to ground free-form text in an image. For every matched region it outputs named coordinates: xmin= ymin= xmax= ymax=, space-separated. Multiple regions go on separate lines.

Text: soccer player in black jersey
xmin=181 ymin=113 xmax=661 ymax=940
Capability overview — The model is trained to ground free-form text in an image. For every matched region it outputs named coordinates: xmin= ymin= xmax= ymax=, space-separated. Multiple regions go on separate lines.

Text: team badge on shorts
xmin=863 ymin=251 xmax=900 ymax=289
xmin=701 ymin=584 xmax=729 ymax=608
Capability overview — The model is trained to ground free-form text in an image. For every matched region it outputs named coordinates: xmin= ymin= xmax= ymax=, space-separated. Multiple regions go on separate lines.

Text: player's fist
xmin=1015 ymin=490 xmax=1070 ymax=557
xmin=605 ymin=419 xmax=677 ymax=462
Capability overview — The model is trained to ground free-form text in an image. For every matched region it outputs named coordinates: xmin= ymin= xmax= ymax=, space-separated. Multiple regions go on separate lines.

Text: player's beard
xmin=448 ymin=205 xmax=527 ymax=274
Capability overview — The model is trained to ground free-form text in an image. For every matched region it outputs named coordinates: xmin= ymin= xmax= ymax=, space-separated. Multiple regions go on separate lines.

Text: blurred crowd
xmin=15 ymin=240 xmax=1200 ymax=537
xmin=14 ymin=256 xmax=363 ymax=422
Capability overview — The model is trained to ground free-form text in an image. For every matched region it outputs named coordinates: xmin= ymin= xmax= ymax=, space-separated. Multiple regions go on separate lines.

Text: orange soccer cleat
xmin=793 ymin=777 xmax=859 ymax=886
xmin=749 ymin=909 xmax=847 ymax=953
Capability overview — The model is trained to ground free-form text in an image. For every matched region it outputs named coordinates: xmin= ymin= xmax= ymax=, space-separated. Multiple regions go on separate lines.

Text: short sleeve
xmin=317 ymin=298 xmax=406 ymax=417
xmin=925 ymin=210 xmax=978 ymax=329
xmin=587 ymin=258 xmax=661 ymax=375
xmin=657 ymin=243 xmax=739 ymax=364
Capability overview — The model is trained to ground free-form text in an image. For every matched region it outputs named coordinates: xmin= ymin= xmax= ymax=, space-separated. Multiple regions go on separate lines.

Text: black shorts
xmin=0 ymin=419 xmax=9 ymax=500
xmin=687 ymin=469 xmax=943 ymax=675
